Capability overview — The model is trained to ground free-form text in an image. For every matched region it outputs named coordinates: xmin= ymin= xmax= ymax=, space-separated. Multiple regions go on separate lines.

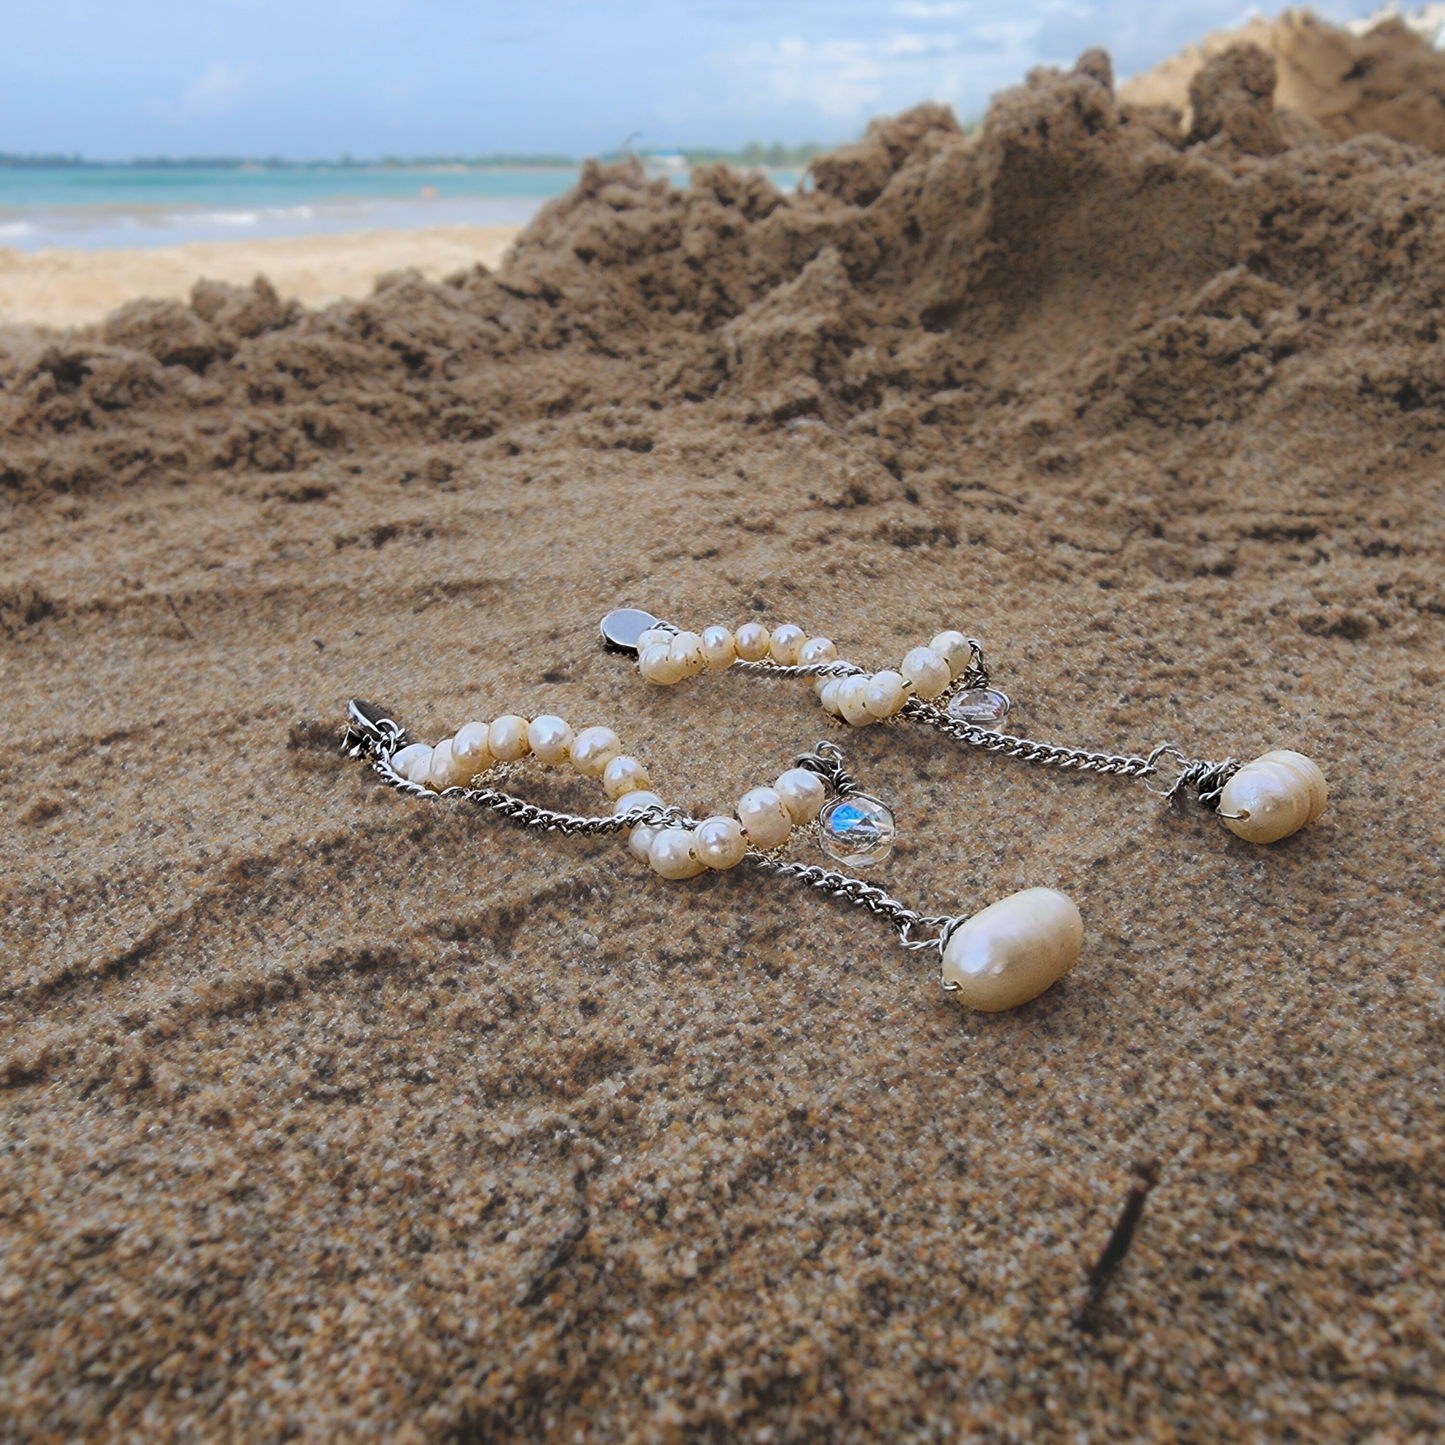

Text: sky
xmin=0 ymin=1 xmax=1387 ymax=160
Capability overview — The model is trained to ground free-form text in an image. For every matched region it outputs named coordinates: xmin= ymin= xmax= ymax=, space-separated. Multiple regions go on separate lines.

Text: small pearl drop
xmin=702 ymin=625 xmax=736 ymax=670
xmin=818 ymin=678 xmax=845 ymax=716
xmin=737 ymin=786 xmax=792 ymax=849
xmin=452 ymin=721 xmax=493 ymax=776
xmin=774 ymin=767 xmax=827 ymax=824
xmin=639 ymin=642 xmax=686 ymax=685
xmin=930 ymin=630 xmax=973 ymax=679
xmin=694 ymin=815 xmax=746 ymax=869
xmin=602 ymin=754 xmax=651 ymax=800
xmin=527 ymin=715 xmax=574 ymax=764
xmin=902 ymin=646 xmax=951 ymax=701
xmin=769 ymin=624 xmax=806 ymax=665
xmin=864 ymin=670 xmax=908 ymax=718
xmin=669 ymin=630 xmax=707 ymax=677
xmin=391 ymin=743 xmax=432 ymax=782
xmin=734 ymin=622 xmax=771 ymax=662
xmin=649 ymin=827 xmax=707 ymax=880
xmin=941 ymin=888 xmax=1083 ymax=1012
xmin=488 ymin=715 xmax=531 ymax=762
xmin=838 ymin=675 xmax=876 ymax=727
xmin=1219 ymin=750 xmax=1328 ymax=844
xmin=571 ymin=726 xmax=623 ymax=777
xmin=798 ymin=636 xmax=838 ymax=666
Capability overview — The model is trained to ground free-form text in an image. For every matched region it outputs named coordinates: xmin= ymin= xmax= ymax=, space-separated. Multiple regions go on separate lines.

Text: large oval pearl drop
xmin=736 ymin=786 xmax=792 ymax=849
xmin=702 ymin=625 xmax=737 ymax=670
xmin=693 ymin=815 xmax=746 ymax=869
xmin=941 ymin=888 xmax=1083 ymax=1012
xmin=571 ymin=726 xmax=623 ymax=777
xmin=1219 ymin=750 xmax=1328 ymax=844
xmin=901 ymin=646 xmax=951 ymax=702
xmin=527 ymin=715 xmax=574 ymax=764
xmin=488 ymin=715 xmax=531 ymax=762
xmin=734 ymin=622 xmax=771 ymax=662
xmin=648 ymin=827 xmax=707 ymax=880
xmin=774 ymin=767 xmax=827 ymax=824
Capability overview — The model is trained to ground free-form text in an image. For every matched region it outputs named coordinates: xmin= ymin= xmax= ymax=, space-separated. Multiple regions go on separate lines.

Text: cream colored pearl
xmin=391 ymin=743 xmax=432 ymax=782
xmin=527 ymin=714 xmax=573 ymax=764
xmin=702 ymin=625 xmax=736 ymax=670
xmin=734 ymin=621 xmax=771 ymax=662
xmin=1219 ymin=750 xmax=1328 ymax=844
xmin=864 ymin=670 xmax=908 ymax=718
xmin=774 ymin=767 xmax=826 ymax=825
xmin=737 ymin=786 xmax=792 ymax=849
xmin=770 ymin=623 xmax=806 ymax=665
xmin=930 ymin=630 xmax=973 ymax=679
xmin=798 ymin=636 xmax=838 ymax=666
xmin=616 ymin=791 xmax=666 ymax=862
xmin=902 ymin=646 xmax=951 ymax=701
xmin=629 ymin=825 xmax=659 ymax=863
xmin=614 ymin=789 xmax=665 ymax=818
xmin=838 ymin=675 xmax=876 ymax=727
xmin=639 ymin=642 xmax=686 ymax=685
xmin=452 ymin=721 xmax=493 ymax=776
xmin=571 ymin=726 xmax=623 ymax=777
xmin=426 ymin=738 xmax=462 ymax=789
xmin=649 ymin=827 xmax=706 ymax=879
xmin=602 ymin=754 xmax=651 ymax=800
xmin=694 ymin=815 xmax=746 ymax=869
xmin=818 ymin=678 xmax=845 ymax=717
xmin=488 ymin=714 xmax=531 ymax=762
xmin=637 ymin=627 xmax=673 ymax=650
xmin=669 ymin=630 xmax=707 ymax=678
xmin=941 ymin=888 xmax=1083 ymax=1012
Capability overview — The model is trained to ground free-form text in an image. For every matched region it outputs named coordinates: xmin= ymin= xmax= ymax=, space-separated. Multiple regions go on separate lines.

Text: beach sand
xmin=3 ymin=27 xmax=1444 ymax=1445
xmin=0 ymin=224 xmax=521 ymax=330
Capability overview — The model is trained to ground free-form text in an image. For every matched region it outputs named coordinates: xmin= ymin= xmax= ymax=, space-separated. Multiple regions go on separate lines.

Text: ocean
xmin=0 ymin=163 xmax=806 ymax=251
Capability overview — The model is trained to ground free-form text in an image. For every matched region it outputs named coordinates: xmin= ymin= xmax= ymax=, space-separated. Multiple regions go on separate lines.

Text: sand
xmin=0 ymin=225 xmax=521 ymax=331
xmin=3 ymin=26 xmax=1444 ymax=1445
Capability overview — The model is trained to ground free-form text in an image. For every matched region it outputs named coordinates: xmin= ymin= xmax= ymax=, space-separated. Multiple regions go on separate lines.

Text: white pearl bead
xmin=613 ymin=789 xmax=665 ymax=818
xmin=668 ymin=630 xmax=707 ymax=677
xmin=837 ymin=675 xmax=876 ymax=727
xmin=818 ymin=678 xmax=845 ymax=717
xmin=941 ymin=888 xmax=1083 ymax=1012
xmin=629 ymin=824 xmax=660 ymax=863
xmin=639 ymin=642 xmax=686 ymax=685
xmin=702 ymin=625 xmax=737 ymax=670
xmin=774 ymin=767 xmax=827 ymax=824
xmin=734 ymin=621 xmax=771 ymax=662
xmin=571 ymin=726 xmax=623 ymax=777
xmin=426 ymin=738 xmax=462 ymax=789
xmin=694 ymin=815 xmax=746 ymax=869
xmin=527 ymin=714 xmax=573 ymax=764
xmin=864 ymin=670 xmax=908 ymax=718
xmin=452 ymin=721 xmax=493 ymax=775
xmin=602 ymin=754 xmax=651 ymax=800
xmin=769 ymin=624 xmax=806 ymax=665
xmin=902 ymin=646 xmax=951 ymax=701
xmin=1219 ymin=750 xmax=1328 ymax=844
xmin=616 ymin=791 xmax=666 ymax=862
xmin=637 ymin=627 xmax=673 ymax=649
xmin=649 ymin=827 xmax=706 ymax=879
xmin=736 ymin=786 xmax=792 ymax=849
xmin=798 ymin=636 xmax=837 ymax=666
xmin=391 ymin=743 xmax=433 ymax=782
xmin=929 ymin=630 xmax=973 ymax=679
xmin=488 ymin=714 xmax=530 ymax=762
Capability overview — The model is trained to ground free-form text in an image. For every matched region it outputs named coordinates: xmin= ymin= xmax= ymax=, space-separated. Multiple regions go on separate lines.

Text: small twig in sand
xmin=165 ymin=594 xmax=194 ymax=640
xmin=1072 ymin=1156 xmax=1160 ymax=1330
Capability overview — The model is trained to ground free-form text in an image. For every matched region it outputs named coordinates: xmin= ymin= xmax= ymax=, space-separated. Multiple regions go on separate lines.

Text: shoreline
xmin=0 ymin=222 xmax=523 ymax=330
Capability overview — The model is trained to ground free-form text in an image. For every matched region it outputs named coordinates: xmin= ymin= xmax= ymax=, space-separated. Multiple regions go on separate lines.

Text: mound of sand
xmin=2 ymin=42 xmax=1442 ymax=1444
xmin=1121 ymin=6 xmax=1445 ymax=148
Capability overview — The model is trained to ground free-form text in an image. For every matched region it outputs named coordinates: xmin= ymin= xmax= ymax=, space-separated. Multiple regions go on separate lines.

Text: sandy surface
xmin=3 ymin=31 xmax=1444 ymax=1445
xmin=0 ymin=225 xmax=521 ymax=330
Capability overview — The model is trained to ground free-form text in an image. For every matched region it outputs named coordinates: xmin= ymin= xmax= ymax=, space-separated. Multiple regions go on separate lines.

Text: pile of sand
xmin=2 ymin=28 xmax=1443 ymax=1445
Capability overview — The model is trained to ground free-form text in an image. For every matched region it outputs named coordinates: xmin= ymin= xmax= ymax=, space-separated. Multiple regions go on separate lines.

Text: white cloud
xmin=893 ymin=2 xmax=973 ymax=16
xmin=732 ymin=37 xmax=885 ymax=117
xmin=181 ymin=61 xmax=251 ymax=116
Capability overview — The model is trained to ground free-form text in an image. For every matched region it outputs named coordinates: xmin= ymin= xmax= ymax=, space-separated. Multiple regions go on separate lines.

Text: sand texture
xmin=0 ymin=225 xmax=521 ymax=331
xmin=3 ymin=45 xmax=1444 ymax=1444
xmin=1121 ymin=7 xmax=1445 ymax=150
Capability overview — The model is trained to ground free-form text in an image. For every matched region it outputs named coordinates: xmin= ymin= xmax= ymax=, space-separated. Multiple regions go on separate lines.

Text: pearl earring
xmin=342 ymin=699 xmax=1084 ymax=1012
xmin=600 ymin=609 xmax=1329 ymax=846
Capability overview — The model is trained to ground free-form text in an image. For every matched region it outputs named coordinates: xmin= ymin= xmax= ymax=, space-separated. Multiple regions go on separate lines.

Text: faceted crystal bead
xmin=819 ymin=793 xmax=896 ymax=867
xmin=945 ymin=688 xmax=1011 ymax=728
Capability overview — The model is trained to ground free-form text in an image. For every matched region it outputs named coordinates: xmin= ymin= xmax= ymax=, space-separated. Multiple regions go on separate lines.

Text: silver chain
xmin=342 ymin=700 xmax=962 ymax=956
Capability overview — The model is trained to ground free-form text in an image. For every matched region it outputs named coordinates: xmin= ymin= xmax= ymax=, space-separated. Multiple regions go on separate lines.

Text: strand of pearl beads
xmin=385 ymin=709 xmax=835 ymax=881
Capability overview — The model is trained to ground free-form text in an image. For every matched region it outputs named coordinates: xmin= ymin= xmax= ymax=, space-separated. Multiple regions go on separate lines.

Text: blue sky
xmin=0 ymin=2 xmax=1383 ymax=160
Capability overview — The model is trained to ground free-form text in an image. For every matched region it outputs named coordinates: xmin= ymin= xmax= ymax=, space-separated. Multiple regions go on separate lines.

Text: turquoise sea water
xmin=0 ymin=164 xmax=805 ymax=250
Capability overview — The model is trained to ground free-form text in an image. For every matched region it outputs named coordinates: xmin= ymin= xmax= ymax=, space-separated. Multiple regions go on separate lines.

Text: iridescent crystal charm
xmin=818 ymin=793 xmax=896 ymax=867
xmin=945 ymin=688 xmax=1011 ymax=727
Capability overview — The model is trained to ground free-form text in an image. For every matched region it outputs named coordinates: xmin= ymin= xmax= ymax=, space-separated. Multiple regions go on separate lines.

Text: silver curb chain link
xmin=342 ymin=701 xmax=962 ymax=955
